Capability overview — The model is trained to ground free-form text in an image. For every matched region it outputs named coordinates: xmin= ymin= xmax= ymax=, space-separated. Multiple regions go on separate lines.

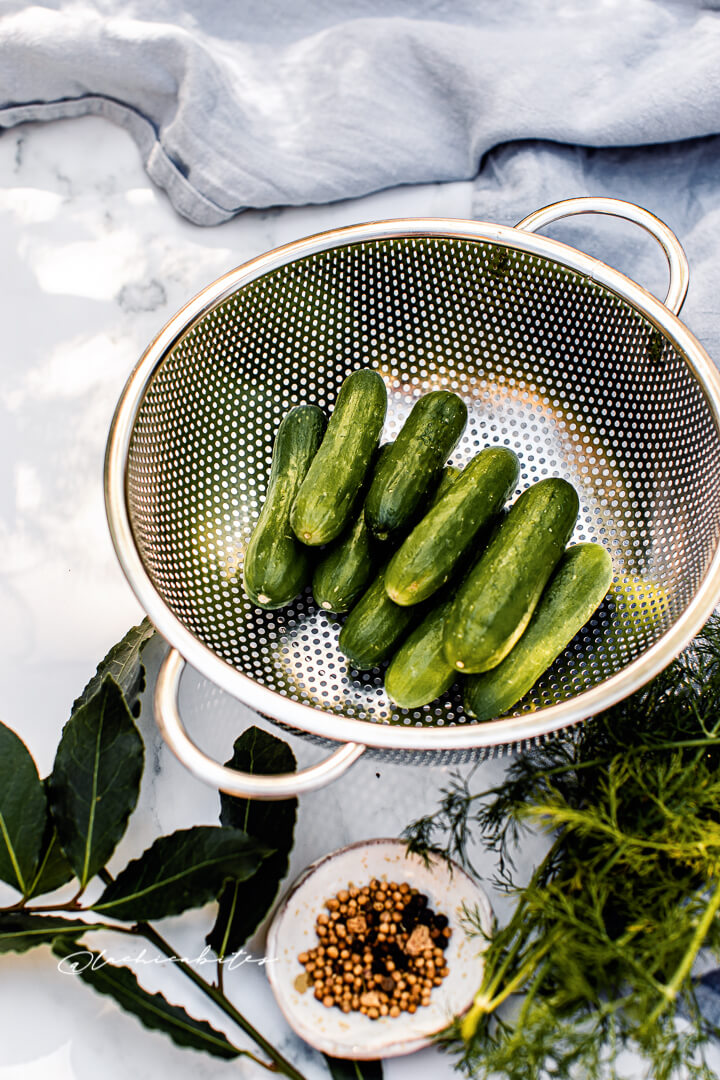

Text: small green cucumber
xmin=385 ymin=446 xmax=519 ymax=606
xmin=463 ymin=543 xmax=613 ymax=721
xmin=427 ymin=465 xmax=462 ymax=511
xmin=364 ymin=390 xmax=468 ymax=540
xmin=290 ymin=369 xmax=387 ymax=546
xmin=312 ymin=444 xmax=393 ymax=613
xmin=444 ymin=477 xmax=580 ymax=673
xmin=312 ymin=511 xmax=374 ymax=614
xmin=385 ymin=596 xmax=457 ymax=708
xmin=243 ymin=404 xmax=326 ymax=609
xmin=338 ymin=566 xmax=420 ymax=670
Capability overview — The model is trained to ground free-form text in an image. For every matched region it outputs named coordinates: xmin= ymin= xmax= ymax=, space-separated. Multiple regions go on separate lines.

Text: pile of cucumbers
xmin=242 ymin=369 xmax=613 ymax=721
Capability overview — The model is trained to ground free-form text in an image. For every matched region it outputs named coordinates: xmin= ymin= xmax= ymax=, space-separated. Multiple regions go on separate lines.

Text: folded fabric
xmin=468 ymin=134 xmax=720 ymax=362
xmin=1 ymin=0 xmax=720 ymax=224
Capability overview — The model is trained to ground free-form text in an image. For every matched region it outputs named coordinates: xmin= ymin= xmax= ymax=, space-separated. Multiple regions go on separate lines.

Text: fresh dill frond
xmin=403 ymin=613 xmax=720 ymax=1079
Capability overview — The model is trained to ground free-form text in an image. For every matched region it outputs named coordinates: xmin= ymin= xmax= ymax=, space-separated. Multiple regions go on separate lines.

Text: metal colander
xmin=105 ymin=197 xmax=720 ymax=799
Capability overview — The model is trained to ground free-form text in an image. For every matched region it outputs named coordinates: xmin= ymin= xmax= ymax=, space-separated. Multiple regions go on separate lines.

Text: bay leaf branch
xmin=51 ymin=937 xmax=243 ymax=1060
xmin=26 ymin=778 xmax=74 ymax=900
xmin=207 ymin=726 xmax=297 ymax=959
xmin=91 ymin=826 xmax=272 ymax=922
xmin=0 ymin=913 xmax=106 ymax=954
xmin=48 ymin=676 xmax=145 ymax=888
xmin=0 ymin=722 xmax=48 ymax=897
xmin=323 ymin=1055 xmax=384 ymax=1080
xmin=72 ymin=617 xmax=155 ymax=718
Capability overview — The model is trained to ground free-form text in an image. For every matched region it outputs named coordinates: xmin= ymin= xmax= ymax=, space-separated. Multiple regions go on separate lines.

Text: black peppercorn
xmin=296 ymin=878 xmax=452 ymax=1020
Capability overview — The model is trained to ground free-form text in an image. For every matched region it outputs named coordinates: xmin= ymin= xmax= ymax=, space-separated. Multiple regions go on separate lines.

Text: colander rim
xmin=105 ymin=215 xmax=720 ymax=750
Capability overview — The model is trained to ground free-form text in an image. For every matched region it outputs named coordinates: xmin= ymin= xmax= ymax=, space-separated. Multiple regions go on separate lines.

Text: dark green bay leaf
xmin=0 ymin=913 xmax=97 ymax=954
xmin=92 ymin=826 xmax=272 ymax=922
xmin=26 ymin=778 xmax=74 ymax=899
xmin=73 ymin=617 xmax=155 ymax=718
xmin=27 ymin=826 xmax=75 ymax=899
xmin=51 ymin=938 xmax=241 ymax=1059
xmin=207 ymin=727 xmax=297 ymax=958
xmin=49 ymin=676 xmax=144 ymax=888
xmin=323 ymin=1055 xmax=384 ymax=1080
xmin=0 ymin=721 xmax=47 ymax=896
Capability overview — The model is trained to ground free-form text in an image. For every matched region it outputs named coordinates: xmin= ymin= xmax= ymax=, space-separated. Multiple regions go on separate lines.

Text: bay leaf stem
xmin=135 ymin=921 xmax=306 ymax=1080
xmin=95 ymin=870 xmax=305 ymax=1080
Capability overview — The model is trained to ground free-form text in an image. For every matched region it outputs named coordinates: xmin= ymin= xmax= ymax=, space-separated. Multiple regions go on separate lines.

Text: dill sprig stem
xmin=478 ymin=904 xmax=532 ymax=997
xmin=461 ymin=928 xmax=561 ymax=1040
xmin=464 ymin=865 xmax=552 ymax=1016
xmin=641 ymin=876 xmax=720 ymax=1033
xmin=515 ymin=953 xmax=553 ymax=1027
xmin=525 ymin=802 xmax=715 ymax=859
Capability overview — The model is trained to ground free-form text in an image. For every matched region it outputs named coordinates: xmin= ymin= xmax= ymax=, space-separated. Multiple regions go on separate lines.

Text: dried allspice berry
xmin=296 ymin=878 xmax=451 ymax=1019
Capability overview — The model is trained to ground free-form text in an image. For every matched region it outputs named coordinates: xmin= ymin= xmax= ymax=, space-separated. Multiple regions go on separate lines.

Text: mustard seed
xmin=299 ymin=877 xmax=451 ymax=1020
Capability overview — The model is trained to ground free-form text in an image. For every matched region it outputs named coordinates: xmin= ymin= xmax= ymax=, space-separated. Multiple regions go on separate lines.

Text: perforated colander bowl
xmin=105 ymin=197 xmax=720 ymax=799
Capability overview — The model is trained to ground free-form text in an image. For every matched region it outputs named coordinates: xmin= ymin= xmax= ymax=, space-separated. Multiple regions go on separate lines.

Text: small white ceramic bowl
xmin=265 ymin=837 xmax=493 ymax=1060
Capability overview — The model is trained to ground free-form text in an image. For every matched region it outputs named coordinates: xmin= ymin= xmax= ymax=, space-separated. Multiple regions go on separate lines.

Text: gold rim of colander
xmin=105 ymin=201 xmax=720 ymax=761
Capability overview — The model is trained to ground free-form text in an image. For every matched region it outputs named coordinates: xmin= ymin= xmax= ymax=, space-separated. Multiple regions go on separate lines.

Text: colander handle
xmin=155 ymin=648 xmax=366 ymax=799
xmin=515 ymin=196 xmax=689 ymax=316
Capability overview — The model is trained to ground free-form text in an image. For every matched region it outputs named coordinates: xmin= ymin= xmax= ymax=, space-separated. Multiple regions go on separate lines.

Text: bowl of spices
xmin=265 ymin=837 xmax=493 ymax=1059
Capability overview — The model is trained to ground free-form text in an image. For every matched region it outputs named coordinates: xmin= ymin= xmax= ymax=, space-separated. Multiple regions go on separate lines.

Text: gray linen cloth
xmin=1 ymin=0 xmax=720 ymax=226
xmin=3 ymin=0 xmax=720 ymax=1030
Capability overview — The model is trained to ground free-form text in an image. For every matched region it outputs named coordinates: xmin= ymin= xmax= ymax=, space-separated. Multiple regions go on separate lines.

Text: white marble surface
xmin=3 ymin=114 xmax=718 ymax=1080
xmin=0 ymin=115 xmax=536 ymax=1080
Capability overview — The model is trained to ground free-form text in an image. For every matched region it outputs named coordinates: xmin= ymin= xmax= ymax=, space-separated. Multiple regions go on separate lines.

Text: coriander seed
xmin=297 ymin=876 xmax=452 ymax=1020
